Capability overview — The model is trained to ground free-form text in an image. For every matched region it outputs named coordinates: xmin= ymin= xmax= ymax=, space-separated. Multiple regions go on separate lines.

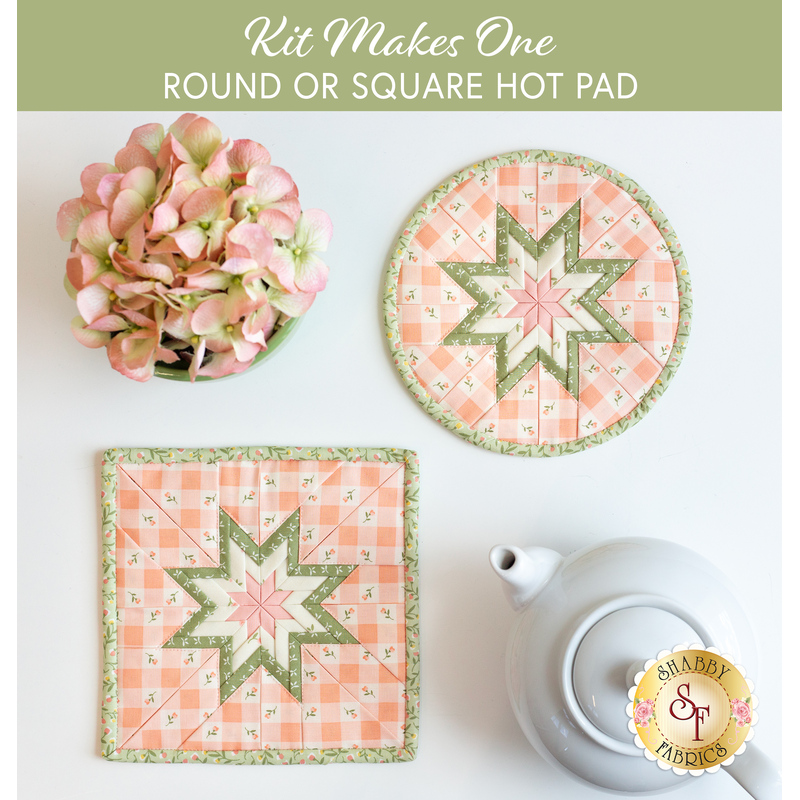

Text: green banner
xmin=18 ymin=0 xmax=781 ymax=110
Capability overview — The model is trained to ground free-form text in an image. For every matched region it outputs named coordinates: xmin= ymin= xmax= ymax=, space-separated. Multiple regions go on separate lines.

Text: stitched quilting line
xmin=300 ymin=646 xmax=403 ymax=746
xmin=118 ymin=648 xmax=219 ymax=750
xmin=301 ymin=462 xmax=405 ymax=564
xmin=257 ymin=459 xmax=345 ymax=543
xmin=118 ymin=464 xmax=220 ymax=565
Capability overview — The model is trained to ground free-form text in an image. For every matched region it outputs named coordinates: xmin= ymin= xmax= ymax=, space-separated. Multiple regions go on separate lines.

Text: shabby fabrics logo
xmin=627 ymin=645 xmax=758 ymax=776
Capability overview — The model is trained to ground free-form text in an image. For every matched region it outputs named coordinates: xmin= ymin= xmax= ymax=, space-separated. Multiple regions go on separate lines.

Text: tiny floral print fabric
xmin=100 ymin=446 xmax=420 ymax=764
xmin=384 ymin=150 xmax=692 ymax=456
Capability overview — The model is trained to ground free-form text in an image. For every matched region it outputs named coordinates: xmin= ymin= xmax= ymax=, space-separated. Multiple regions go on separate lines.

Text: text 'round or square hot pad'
xmin=384 ymin=151 xmax=692 ymax=456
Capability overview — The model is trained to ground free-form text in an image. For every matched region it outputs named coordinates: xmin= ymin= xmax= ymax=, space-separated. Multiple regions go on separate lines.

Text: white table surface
xmin=17 ymin=110 xmax=781 ymax=799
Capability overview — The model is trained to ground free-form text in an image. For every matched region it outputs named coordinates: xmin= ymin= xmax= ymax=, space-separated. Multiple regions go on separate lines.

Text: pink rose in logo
xmin=634 ymin=698 xmax=655 ymax=727
xmin=731 ymin=698 xmax=752 ymax=727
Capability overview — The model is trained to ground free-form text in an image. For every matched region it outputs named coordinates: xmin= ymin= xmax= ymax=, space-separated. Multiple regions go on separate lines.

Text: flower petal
xmin=196 ymin=349 xmax=253 ymax=379
xmin=230 ymin=187 xmax=256 ymax=223
xmin=181 ymin=116 xmax=222 ymax=167
xmin=227 ymin=222 xmax=273 ymax=267
xmin=145 ymin=235 xmax=181 ymax=255
xmin=63 ymin=272 xmax=78 ymax=299
xmin=56 ymin=197 xmax=92 ymax=242
xmin=116 ymin=254 xmax=174 ymax=284
xmin=107 ymin=333 xmax=156 ymax=380
xmin=295 ymin=209 xmax=333 ymax=253
xmin=81 ymin=163 xmax=118 ymax=206
xmin=110 ymin=189 xmax=147 ymax=239
xmin=116 ymin=280 xmax=158 ymax=300
xmin=231 ymin=333 xmax=262 ymax=363
xmin=181 ymin=185 xmax=227 ymax=223
xmin=294 ymin=252 xmax=329 ymax=293
xmin=219 ymin=257 xmax=260 ymax=276
xmin=77 ymin=211 xmax=116 ymax=259
xmin=156 ymin=285 xmax=196 ymax=309
xmin=125 ymin=219 xmax=147 ymax=262
xmin=257 ymin=208 xmax=296 ymax=239
xmin=87 ymin=314 xmax=129 ymax=332
xmin=191 ymin=296 xmax=227 ymax=335
xmin=228 ymin=139 xmax=271 ymax=182
xmin=120 ymin=166 xmax=157 ymax=200
xmin=122 ymin=330 xmax=158 ymax=368
xmin=271 ymin=196 xmax=302 ymax=225
xmin=66 ymin=253 xmax=85 ymax=291
xmin=184 ymin=270 xmax=231 ymax=291
xmin=76 ymin=283 xmax=112 ymax=324
xmin=188 ymin=338 xmax=207 ymax=382
xmin=248 ymin=164 xmax=294 ymax=204
xmin=163 ymin=178 xmax=200 ymax=215
xmin=96 ymin=173 xmax=125 ymax=210
xmin=155 ymin=346 xmax=180 ymax=365
xmin=201 ymin=140 xmax=233 ymax=187
xmin=168 ymin=113 xmax=199 ymax=141
xmin=66 ymin=252 xmax=101 ymax=291
xmin=71 ymin=316 xmax=111 ymax=349
xmin=225 ymin=284 xmax=261 ymax=320
xmin=173 ymin=162 xmax=203 ymax=185
xmin=150 ymin=204 xmax=180 ymax=236
xmin=127 ymin=123 xmax=165 ymax=157
xmin=120 ymin=306 xmax=158 ymax=329
xmin=205 ymin=218 xmax=235 ymax=260
xmin=161 ymin=132 xmax=193 ymax=167
xmin=264 ymin=248 xmax=297 ymax=292
xmin=115 ymin=143 xmax=157 ymax=174
xmin=173 ymin=223 xmax=208 ymax=260
xmin=266 ymin=286 xmax=316 ymax=317
xmin=243 ymin=303 xmax=277 ymax=344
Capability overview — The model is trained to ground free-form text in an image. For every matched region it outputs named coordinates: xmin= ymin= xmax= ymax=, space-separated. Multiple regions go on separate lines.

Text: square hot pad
xmin=100 ymin=446 xmax=420 ymax=764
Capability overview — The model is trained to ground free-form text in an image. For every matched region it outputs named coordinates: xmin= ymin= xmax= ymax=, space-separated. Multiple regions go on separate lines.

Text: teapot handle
xmin=724 ymin=743 xmax=781 ymax=800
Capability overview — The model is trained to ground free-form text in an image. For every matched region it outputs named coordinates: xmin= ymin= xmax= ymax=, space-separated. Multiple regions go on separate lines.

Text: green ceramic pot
xmin=153 ymin=316 xmax=302 ymax=382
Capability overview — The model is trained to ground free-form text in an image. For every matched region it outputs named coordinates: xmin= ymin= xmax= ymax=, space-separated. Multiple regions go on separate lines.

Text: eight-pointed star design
xmin=440 ymin=201 xmax=636 ymax=400
xmin=225 ymin=572 xmax=294 ymax=638
xmin=505 ymin=272 xmax=571 ymax=337
xmin=164 ymin=508 xmax=357 ymax=703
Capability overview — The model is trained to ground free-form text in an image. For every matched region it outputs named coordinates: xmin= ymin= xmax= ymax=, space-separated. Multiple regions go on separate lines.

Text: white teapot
xmin=489 ymin=537 xmax=780 ymax=798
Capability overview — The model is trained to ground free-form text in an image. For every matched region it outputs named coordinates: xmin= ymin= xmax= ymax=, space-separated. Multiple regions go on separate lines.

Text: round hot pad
xmin=384 ymin=151 xmax=692 ymax=456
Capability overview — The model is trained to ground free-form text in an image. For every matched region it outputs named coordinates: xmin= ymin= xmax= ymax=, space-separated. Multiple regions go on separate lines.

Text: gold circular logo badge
xmin=628 ymin=647 xmax=757 ymax=773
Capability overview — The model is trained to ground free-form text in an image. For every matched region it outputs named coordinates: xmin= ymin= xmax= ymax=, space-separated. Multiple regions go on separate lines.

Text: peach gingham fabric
xmin=113 ymin=459 xmax=409 ymax=753
xmin=396 ymin=162 xmax=679 ymax=445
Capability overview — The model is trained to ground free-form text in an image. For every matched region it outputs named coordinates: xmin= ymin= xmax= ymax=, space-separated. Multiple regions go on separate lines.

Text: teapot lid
xmin=572 ymin=605 xmax=701 ymax=743
xmin=561 ymin=593 xmax=713 ymax=758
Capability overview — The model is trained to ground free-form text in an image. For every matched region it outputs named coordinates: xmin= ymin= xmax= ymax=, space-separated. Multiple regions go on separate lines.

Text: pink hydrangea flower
xmin=266 ymin=209 xmax=332 ymax=295
xmin=58 ymin=115 xmax=331 ymax=381
xmin=232 ymin=165 xmax=300 ymax=238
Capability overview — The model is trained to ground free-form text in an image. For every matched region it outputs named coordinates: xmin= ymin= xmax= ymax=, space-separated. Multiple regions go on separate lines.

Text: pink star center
xmin=505 ymin=273 xmax=571 ymax=336
xmin=226 ymin=572 xmax=293 ymax=638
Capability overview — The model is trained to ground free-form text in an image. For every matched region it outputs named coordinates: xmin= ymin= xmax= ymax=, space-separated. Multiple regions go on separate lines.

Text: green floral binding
xmin=383 ymin=150 xmax=692 ymax=456
xmin=100 ymin=446 xmax=420 ymax=764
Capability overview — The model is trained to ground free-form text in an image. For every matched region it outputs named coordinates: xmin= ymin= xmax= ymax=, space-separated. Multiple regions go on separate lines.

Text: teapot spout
xmin=490 ymin=545 xmax=562 ymax=612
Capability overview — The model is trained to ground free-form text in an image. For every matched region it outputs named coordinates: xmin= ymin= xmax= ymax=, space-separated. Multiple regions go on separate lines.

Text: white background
xmin=17 ymin=111 xmax=781 ymax=799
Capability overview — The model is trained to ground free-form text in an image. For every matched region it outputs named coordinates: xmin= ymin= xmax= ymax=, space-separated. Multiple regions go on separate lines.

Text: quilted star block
xmin=100 ymin=446 xmax=420 ymax=764
xmin=386 ymin=150 xmax=692 ymax=456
